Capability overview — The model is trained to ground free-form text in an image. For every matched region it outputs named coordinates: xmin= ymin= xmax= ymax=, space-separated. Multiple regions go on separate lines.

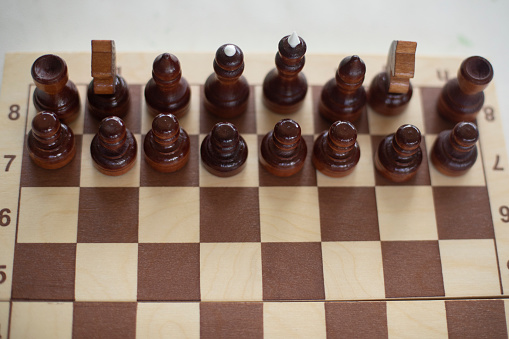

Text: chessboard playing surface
xmin=0 ymin=51 xmax=509 ymax=338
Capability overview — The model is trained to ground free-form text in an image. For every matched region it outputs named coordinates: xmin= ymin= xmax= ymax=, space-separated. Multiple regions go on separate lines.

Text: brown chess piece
xmin=375 ymin=124 xmax=422 ymax=182
xmin=31 ymin=54 xmax=80 ymax=124
xmin=91 ymin=116 xmax=137 ymax=176
xmin=203 ymin=44 xmax=250 ymax=118
xmin=201 ymin=122 xmax=248 ymax=177
xmin=145 ymin=53 xmax=191 ymax=118
xmin=431 ymin=121 xmax=479 ymax=176
xmin=144 ymin=113 xmax=190 ymax=173
xmin=262 ymin=32 xmax=307 ymax=114
xmin=368 ymin=40 xmax=417 ymax=116
xmin=27 ymin=111 xmax=76 ymax=169
xmin=259 ymin=119 xmax=307 ymax=177
xmin=312 ymin=120 xmax=360 ymax=177
xmin=319 ymin=55 xmax=367 ymax=123
xmin=87 ymin=40 xmax=131 ymax=120
xmin=437 ymin=56 xmax=494 ymax=123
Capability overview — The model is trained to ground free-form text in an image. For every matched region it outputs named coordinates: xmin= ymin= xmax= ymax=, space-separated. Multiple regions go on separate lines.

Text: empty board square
xmin=20 ymin=135 xmax=82 ymax=187
xmin=12 ymin=243 xmax=76 ymax=300
xmin=77 ymin=187 xmax=139 ymax=243
xmin=200 ymin=187 xmax=260 ymax=243
xmin=137 ymin=243 xmax=200 ymax=301
xmin=200 ymin=243 xmax=263 ymax=301
xmin=258 ymin=135 xmax=317 ymax=187
xmin=325 ymin=302 xmax=388 ymax=338
xmin=311 ymin=85 xmax=370 ymax=134
xmin=10 ymin=302 xmax=73 ymax=339
xmin=139 ymin=187 xmax=199 ymax=243
xmin=439 ymin=239 xmax=500 ymax=297
xmin=263 ymin=302 xmax=326 ymax=338
xmin=199 ymin=85 xmax=257 ymax=134
xmin=420 ymin=87 xmax=456 ymax=134
xmin=322 ymin=241 xmax=385 ymax=300
xmin=17 ymin=187 xmax=79 ymax=243
xmin=83 ymin=84 xmax=142 ymax=134
xmin=319 ymin=187 xmax=379 ymax=241
xmin=261 ymin=242 xmax=325 ymax=300
xmin=433 ymin=187 xmax=494 ymax=240
xmin=371 ymin=135 xmax=431 ymax=186
xmin=381 ymin=241 xmax=445 ymax=298
xmin=75 ymin=243 xmax=138 ymax=301
xmin=259 ymin=187 xmax=320 ymax=242
xmin=376 ymin=186 xmax=438 ymax=241
xmin=140 ymin=134 xmax=200 ymax=187
xmin=0 ymin=302 xmax=8 ymax=339
xmin=73 ymin=302 xmax=137 ymax=339
xmin=200 ymin=302 xmax=263 ymax=339
xmin=386 ymin=300 xmax=448 ymax=338
xmin=445 ymin=300 xmax=508 ymax=338
xmin=136 ymin=302 xmax=199 ymax=338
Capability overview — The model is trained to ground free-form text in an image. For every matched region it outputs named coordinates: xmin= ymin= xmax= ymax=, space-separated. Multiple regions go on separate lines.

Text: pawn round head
xmin=329 ymin=121 xmax=357 ymax=148
xmin=152 ymin=53 xmax=181 ymax=84
xmin=395 ymin=124 xmax=421 ymax=151
xmin=98 ymin=116 xmax=127 ymax=144
xmin=273 ymin=119 xmax=301 ymax=146
xmin=32 ymin=111 xmax=61 ymax=138
xmin=152 ymin=113 xmax=180 ymax=140
xmin=211 ymin=122 xmax=239 ymax=150
xmin=452 ymin=121 xmax=479 ymax=148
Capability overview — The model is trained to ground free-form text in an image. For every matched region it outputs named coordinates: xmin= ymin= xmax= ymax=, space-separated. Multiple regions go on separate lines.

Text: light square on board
xmin=367 ymin=88 xmax=424 ymax=136
xmin=0 ymin=302 xmax=9 ymax=339
xmin=139 ymin=187 xmax=199 ymax=243
xmin=263 ymin=302 xmax=326 ymax=339
xmin=73 ymin=302 xmax=137 ymax=339
xmin=137 ymin=302 xmax=200 ymax=339
xmin=427 ymin=134 xmax=485 ymax=186
xmin=18 ymin=187 xmax=79 ymax=243
xmin=439 ymin=239 xmax=500 ymax=297
xmin=80 ymin=133 xmax=141 ymax=187
xmin=199 ymin=134 xmax=259 ymax=187
xmin=316 ymin=134 xmax=375 ymax=187
xmin=255 ymin=85 xmax=315 ymax=135
xmin=324 ymin=302 xmax=388 ymax=338
xmin=322 ymin=241 xmax=385 ymax=300
xmin=200 ymin=302 xmax=263 ymax=339
xmin=376 ymin=186 xmax=438 ymax=241
xmin=10 ymin=301 xmax=73 ymax=339
xmin=259 ymin=186 xmax=320 ymax=242
xmin=386 ymin=300 xmax=448 ymax=338
xmin=75 ymin=243 xmax=138 ymax=301
xmin=200 ymin=243 xmax=263 ymax=301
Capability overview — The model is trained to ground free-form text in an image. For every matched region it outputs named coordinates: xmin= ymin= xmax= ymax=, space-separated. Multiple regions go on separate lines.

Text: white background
xmin=1 ymin=0 xmax=508 ymax=153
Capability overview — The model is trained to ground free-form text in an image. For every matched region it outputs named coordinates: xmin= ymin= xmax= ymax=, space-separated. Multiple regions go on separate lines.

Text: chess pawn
xmin=145 ymin=53 xmax=191 ymax=118
xmin=204 ymin=44 xmax=250 ymax=118
xmin=27 ymin=111 xmax=76 ymax=169
xmin=431 ymin=121 xmax=479 ymax=176
xmin=31 ymin=55 xmax=80 ymax=124
xmin=319 ymin=55 xmax=367 ymax=123
xmin=375 ymin=124 xmax=422 ymax=182
xmin=144 ymin=113 xmax=190 ymax=173
xmin=262 ymin=32 xmax=307 ymax=114
xmin=259 ymin=119 xmax=307 ymax=177
xmin=201 ymin=122 xmax=248 ymax=177
xmin=91 ymin=116 xmax=137 ymax=176
xmin=312 ymin=121 xmax=360 ymax=177
xmin=437 ymin=56 xmax=494 ymax=123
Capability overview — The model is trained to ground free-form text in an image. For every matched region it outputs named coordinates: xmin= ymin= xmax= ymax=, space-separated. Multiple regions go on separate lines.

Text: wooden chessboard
xmin=0 ymin=51 xmax=508 ymax=338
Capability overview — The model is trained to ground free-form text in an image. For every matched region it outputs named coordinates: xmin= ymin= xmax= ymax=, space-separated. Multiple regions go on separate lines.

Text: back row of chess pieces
xmin=28 ymin=34 xmax=493 ymax=182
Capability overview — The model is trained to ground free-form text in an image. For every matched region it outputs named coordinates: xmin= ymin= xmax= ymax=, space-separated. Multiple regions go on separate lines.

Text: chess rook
xmin=204 ymin=44 xmax=250 ymax=118
xmin=87 ymin=40 xmax=131 ymax=120
xmin=31 ymin=54 xmax=80 ymax=124
xmin=319 ymin=55 xmax=367 ymax=123
xmin=431 ymin=121 xmax=479 ymax=176
xmin=145 ymin=53 xmax=191 ymax=118
xmin=437 ymin=56 xmax=494 ymax=123
xmin=375 ymin=124 xmax=422 ymax=182
xmin=27 ymin=111 xmax=76 ymax=169
xmin=312 ymin=120 xmax=360 ymax=177
xmin=262 ymin=32 xmax=307 ymax=114
xmin=201 ymin=122 xmax=248 ymax=177
xmin=260 ymin=119 xmax=307 ymax=177
xmin=144 ymin=113 xmax=190 ymax=173
xmin=91 ymin=116 xmax=137 ymax=176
